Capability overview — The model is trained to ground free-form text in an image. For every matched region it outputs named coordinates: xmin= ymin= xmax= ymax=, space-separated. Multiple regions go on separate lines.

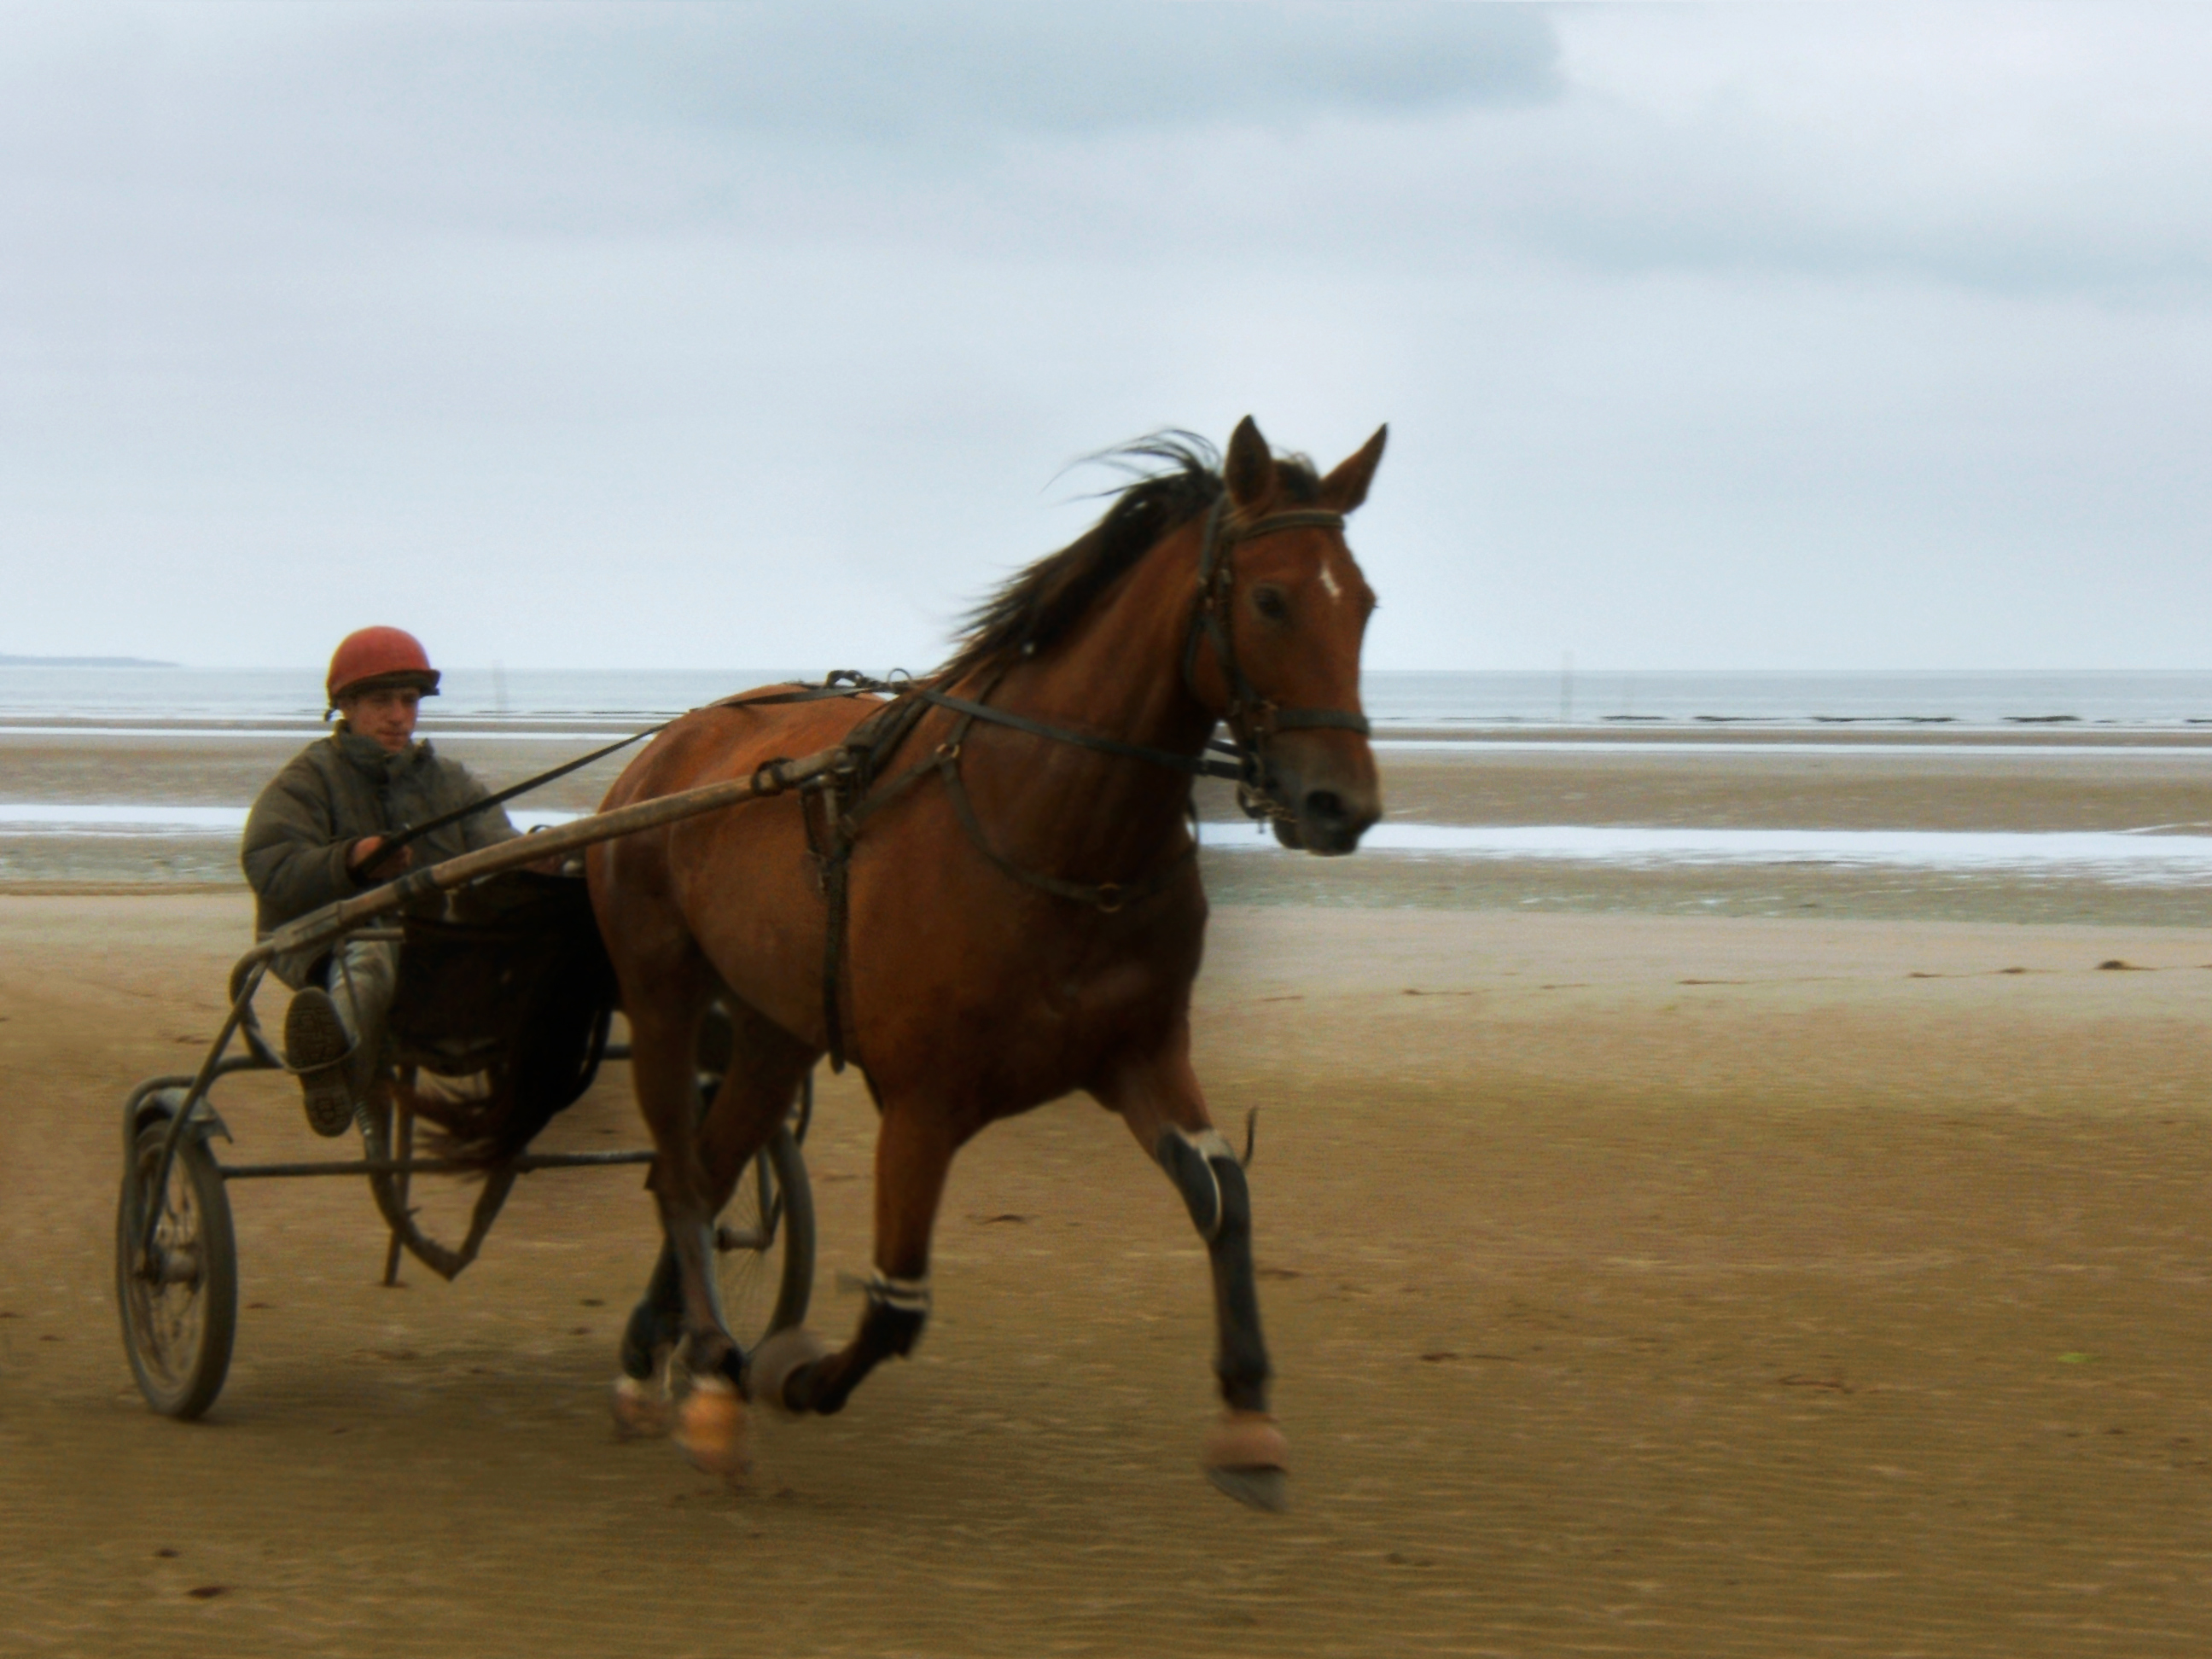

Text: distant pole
xmin=1561 ymin=651 xmax=1573 ymax=725
xmin=493 ymin=661 xmax=509 ymax=719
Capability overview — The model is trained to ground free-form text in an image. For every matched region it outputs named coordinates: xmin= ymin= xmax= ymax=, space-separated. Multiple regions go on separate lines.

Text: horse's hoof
xmin=747 ymin=1326 xmax=829 ymax=1417
xmin=1206 ymin=1464 xmax=1289 ymax=1511
xmin=675 ymin=1377 xmax=750 ymax=1481
xmin=611 ymin=1376 xmax=671 ymax=1440
xmin=1202 ymin=1412 xmax=1289 ymax=1512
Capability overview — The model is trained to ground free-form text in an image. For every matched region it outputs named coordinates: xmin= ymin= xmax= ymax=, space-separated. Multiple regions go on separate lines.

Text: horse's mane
xmin=942 ymin=432 xmax=1321 ymax=680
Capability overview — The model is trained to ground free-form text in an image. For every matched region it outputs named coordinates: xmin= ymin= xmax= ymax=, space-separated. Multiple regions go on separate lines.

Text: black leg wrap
xmin=620 ymin=1247 xmax=684 ymax=1381
xmin=795 ymin=1361 xmax=847 ymax=1417
xmin=619 ymin=1307 xmax=660 ymax=1382
xmin=862 ymin=1296 xmax=928 ymax=1359
xmin=791 ymin=1284 xmax=929 ymax=1417
xmin=780 ymin=1359 xmax=825 ymax=1415
xmin=1206 ymin=1154 xmax=1272 ymax=1413
xmin=716 ymin=1345 xmax=748 ymax=1391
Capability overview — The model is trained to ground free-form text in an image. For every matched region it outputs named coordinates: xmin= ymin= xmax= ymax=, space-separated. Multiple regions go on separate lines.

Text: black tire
xmin=713 ymin=1126 xmax=814 ymax=1352
xmin=115 ymin=1118 xmax=239 ymax=1419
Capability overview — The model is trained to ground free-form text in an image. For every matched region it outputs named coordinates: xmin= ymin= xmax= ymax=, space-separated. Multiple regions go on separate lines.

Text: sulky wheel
xmin=115 ymin=1118 xmax=239 ymax=1419
xmin=713 ymin=1126 xmax=815 ymax=1353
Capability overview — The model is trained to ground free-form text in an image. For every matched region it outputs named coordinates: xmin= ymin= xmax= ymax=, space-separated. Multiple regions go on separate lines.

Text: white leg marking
xmin=1167 ymin=1126 xmax=1238 ymax=1165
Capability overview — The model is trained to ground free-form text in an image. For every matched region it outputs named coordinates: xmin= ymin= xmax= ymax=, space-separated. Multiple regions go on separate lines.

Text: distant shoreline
xmin=0 ymin=655 xmax=179 ymax=668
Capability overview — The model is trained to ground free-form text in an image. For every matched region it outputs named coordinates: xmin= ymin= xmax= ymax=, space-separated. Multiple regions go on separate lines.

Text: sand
xmin=7 ymin=889 xmax=2212 ymax=1656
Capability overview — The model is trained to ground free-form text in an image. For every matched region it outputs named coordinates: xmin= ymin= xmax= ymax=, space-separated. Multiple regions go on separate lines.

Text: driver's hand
xmin=346 ymin=835 xmax=414 ymax=883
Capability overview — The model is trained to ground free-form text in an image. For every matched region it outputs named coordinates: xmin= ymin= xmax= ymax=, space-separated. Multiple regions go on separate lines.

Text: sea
xmin=10 ymin=667 xmax=2212 ymax=732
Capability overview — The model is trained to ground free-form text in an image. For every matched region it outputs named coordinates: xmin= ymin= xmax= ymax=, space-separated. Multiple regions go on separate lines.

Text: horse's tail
xmin=387 ymin=872 xmax=620 ymax=1175
xmin=419 ymin=984 xmax=614 ymax=1175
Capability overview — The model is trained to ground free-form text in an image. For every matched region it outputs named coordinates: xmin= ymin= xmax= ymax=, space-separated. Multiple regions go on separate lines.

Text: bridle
xmin=1179 ymin=495 xmax=1372 ymax=824
xmin=852 ymin=492 xmax=1371 ymax=825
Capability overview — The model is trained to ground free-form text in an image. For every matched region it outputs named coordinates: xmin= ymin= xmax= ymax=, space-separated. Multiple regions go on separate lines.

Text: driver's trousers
xmin=326 ymin=936 xmax=401 ymax=1086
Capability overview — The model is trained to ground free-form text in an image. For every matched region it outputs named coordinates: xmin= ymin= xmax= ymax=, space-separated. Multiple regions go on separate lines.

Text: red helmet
xmin=325 ymin=626 xmax=441 ymax=707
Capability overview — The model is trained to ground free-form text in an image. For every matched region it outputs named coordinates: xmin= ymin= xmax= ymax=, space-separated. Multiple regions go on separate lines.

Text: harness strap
xmin=820 ymin=783 xmax=854 ymax=1072
xmin=934 ymin=743 xmax=1198 ymax=916
xmin=815 ymin=688 xmax=940 ymax=1071
xmin=911 ymin=686 xmax=1244 ymax=780
xmin=815 ymin=667 xmax=1212 ymax=1072
xmin=928 ymin=674 xmax=1199 ymax=916
xmin=705 ymin=670 xmax=905 ymax=713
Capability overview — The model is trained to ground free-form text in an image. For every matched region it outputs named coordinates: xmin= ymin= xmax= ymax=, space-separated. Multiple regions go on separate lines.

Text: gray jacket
xmin=242 ymin=729 xmax=517 ymax=983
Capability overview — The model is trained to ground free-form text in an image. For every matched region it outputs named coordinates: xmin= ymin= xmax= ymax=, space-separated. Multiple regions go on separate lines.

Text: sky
xmin=4 ymin=1 xmax=2210 ymax=673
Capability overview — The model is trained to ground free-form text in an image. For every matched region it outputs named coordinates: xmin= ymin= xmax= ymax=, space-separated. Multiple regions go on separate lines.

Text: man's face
xmin=340 ymin=686 xmax=422 ymax=753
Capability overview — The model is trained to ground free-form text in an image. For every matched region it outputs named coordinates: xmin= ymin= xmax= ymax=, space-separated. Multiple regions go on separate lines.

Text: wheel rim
xmin=126 ymin=1146 xmax=208 ymax=1394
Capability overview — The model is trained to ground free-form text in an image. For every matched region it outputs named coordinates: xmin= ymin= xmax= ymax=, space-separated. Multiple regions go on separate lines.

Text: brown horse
xmin=587 ymin=416 xmax=1385 ymax=1507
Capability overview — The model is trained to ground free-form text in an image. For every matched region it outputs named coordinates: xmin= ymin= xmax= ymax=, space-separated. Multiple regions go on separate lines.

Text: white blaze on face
xmin=1318 ymin=558 xmax=1344 ymax=604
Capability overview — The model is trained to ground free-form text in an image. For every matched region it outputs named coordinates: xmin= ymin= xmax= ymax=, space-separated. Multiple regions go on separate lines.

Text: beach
xmin=7 ymin=715 xmax=2212 ymax=1653
xmin=6 ymin=892 xmax=2212 ymax=1654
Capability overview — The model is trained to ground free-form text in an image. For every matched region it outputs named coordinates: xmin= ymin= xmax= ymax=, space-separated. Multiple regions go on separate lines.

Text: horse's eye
xmin=1253 ymin=585 xmax=1289 ymax=622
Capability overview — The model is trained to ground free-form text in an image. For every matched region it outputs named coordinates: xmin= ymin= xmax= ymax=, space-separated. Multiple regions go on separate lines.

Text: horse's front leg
xmin=1096 ymin=1031 xmax=1288 ymax=1511
xmin=750 ymin=1100 xmax=955 ymax=1418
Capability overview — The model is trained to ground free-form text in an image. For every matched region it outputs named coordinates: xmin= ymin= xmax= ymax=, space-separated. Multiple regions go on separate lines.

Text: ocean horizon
xmin=11 ymin=667 xmax=2212 ymax=731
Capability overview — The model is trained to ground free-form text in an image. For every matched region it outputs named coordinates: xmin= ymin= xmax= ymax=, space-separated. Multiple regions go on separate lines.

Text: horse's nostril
xmin=1304 ymin=790 xmax=1347 ymax=825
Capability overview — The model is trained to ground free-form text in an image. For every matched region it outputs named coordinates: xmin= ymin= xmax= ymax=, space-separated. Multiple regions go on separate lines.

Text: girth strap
xmin=934 ymin=736 xmax=1199 ymax=916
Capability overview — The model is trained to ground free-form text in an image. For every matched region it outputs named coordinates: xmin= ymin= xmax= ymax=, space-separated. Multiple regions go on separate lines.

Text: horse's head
xmin=1191 ymin=416 xmax=1387 ymax=856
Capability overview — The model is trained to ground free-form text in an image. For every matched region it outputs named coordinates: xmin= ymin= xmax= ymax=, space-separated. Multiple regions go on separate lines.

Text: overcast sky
xmin=5 ymin=2 xmax=2211 ymax=672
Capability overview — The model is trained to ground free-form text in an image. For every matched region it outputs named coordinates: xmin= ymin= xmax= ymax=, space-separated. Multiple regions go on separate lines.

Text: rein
xmin=355 ymin=505 xmax=1370 ymax=1080
xmin=368 ymin=673 xmax=893 ymax=863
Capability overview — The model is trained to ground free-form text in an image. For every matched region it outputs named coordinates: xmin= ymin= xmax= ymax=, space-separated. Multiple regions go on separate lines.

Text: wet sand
xmin=7 ymin=893 xmax=2212 ymax=1656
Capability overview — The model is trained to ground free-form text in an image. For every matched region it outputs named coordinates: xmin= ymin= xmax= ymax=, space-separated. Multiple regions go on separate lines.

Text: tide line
xmin=1199 ymin=820 xmax=2212 ymax=881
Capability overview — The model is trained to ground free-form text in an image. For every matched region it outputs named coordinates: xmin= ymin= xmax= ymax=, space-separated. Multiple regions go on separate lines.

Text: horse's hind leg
xmin=608 ymin=985 xmax=715 ymax=1440
xmin=1094 ymin=1027 xmax=1287 ymax=1511
xmin=611 ymin=1245 xmax=683 ymax=1436
xmin=643 ymin=998 xmax=814 ymax=1476
xmin=754 ymin=1100 xmax=956 ymax=1419
xmin=606 ymin=971 xmax=753 ymax=1470
xmin=614 ymin=1000 xmax=799 ymax=1432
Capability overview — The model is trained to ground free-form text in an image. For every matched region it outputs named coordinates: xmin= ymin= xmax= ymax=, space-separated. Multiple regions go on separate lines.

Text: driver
xmin=241 ymin=627 xmax=519 ymax=1136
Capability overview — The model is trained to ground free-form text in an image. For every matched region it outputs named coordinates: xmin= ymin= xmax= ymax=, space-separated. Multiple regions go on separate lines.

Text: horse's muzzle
xmin=1266 ymin=773 xmax=1380 ymax=856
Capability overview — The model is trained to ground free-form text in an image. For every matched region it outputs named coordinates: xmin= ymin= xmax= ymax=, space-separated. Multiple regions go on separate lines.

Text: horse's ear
xmin=1225 ymin=416 xmax=1276 ymax=509
xmin=1318 ymin=424 xmax=1388 ymax=514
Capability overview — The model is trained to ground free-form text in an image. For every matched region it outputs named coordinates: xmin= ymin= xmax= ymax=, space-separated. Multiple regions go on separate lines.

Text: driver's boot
xmin=284 ymin=987 xmax=355 ymax=1138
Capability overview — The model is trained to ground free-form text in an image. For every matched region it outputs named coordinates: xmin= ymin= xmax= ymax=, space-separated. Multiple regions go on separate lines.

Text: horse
xmin=587 ymin=416 xmax=1386 ymax=1508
